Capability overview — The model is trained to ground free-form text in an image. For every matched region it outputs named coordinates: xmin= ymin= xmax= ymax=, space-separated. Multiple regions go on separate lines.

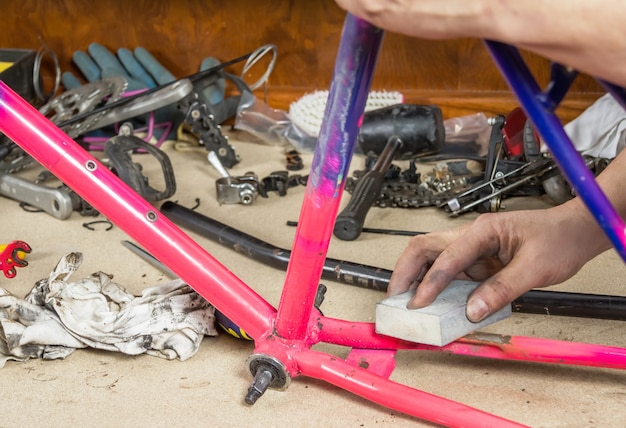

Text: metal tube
xmin=274 ymin=14 xmax=384 ymax=339
xmin=162 ymin=201 xmax=626 ymax=320
xmin=316 ymin=317 xmax=626 ymax=369
xmin=295 ymin=349 xmax=526 ymax=427
xmin=160 ymin=201 xmax=391 ymax=291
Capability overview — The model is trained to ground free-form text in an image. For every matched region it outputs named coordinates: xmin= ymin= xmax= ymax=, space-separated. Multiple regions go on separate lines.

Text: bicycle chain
xmin=345 ymin=161 xmax=480 ymax=209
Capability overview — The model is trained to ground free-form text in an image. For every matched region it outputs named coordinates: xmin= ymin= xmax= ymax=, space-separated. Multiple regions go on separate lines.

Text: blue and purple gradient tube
xmin=274 ymin=15 xmax=384 ymax=339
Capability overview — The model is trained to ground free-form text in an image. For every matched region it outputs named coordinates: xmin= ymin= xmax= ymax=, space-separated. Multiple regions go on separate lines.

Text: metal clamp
xmin=215 ymin=174 xmax=259 ymax=205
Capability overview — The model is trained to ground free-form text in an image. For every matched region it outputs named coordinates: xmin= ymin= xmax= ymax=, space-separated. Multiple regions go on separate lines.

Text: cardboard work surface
xmin=1 ymin=131 xmax=626 ymax=427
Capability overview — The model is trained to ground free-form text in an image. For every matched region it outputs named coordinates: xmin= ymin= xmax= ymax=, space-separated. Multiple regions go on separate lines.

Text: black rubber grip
xmin=334 ymin=170 xmax=387 ymax=241
xmin=334 ymin=136 xmax=402 ymax=241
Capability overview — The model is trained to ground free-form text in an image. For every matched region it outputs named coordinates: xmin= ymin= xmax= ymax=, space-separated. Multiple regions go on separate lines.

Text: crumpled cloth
xmin=0 ymin=252 xmax=217 ymax=368
xmin=558 ymin=92 xmax=626 ymax=159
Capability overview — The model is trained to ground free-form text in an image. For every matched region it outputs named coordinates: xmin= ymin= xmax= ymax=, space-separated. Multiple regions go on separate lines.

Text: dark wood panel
xmin=1 ymin=0 xmax=604 ymax=120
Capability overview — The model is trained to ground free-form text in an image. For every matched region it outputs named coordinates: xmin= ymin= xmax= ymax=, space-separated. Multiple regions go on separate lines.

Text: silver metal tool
xmin=87 ymin=79 xmax=194 ymax=132
xmin=207 ymin=151 xmax=230 ymax=178
xmin=120 ymin=240 xmax=176 ymax=277
xmin=0 ymin=173 xmax=74 ymax=219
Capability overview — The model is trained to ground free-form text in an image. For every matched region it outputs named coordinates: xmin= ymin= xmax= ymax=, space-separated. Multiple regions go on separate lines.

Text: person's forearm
xmin=489 ymin=1 xmax=626 ymax=86
xmin=555 ymin=148 xmax=626 ymax=260
xmin=336 ymin=0 xmax=626 ymax=86
xmin=592 ymin=149 xmax=626 ymax=218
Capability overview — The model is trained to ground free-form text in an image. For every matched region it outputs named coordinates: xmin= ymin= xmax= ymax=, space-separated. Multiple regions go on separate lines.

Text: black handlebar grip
xmin=333 ymin=137 xmax=402 ymax=241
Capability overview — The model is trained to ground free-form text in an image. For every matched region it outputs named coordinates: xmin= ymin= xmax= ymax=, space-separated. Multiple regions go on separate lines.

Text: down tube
xmin=0 ymin=81 xmax=275 ymax=339
xmin=275 ymin=15 xmax=384 ymax=339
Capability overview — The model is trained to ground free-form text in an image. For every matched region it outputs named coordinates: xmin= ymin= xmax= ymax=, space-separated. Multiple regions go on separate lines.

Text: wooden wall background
xmin=1 ymin=0 xmax=604 ymax=122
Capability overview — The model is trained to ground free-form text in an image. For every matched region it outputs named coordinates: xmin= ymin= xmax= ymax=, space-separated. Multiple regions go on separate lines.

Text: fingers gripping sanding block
xmin=375 ymin=280 xmax=512 ymax=346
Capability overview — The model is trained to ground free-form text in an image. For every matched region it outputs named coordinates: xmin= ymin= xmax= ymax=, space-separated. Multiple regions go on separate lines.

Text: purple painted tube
xmin=274 ymin=15 xmax=384 ymax=340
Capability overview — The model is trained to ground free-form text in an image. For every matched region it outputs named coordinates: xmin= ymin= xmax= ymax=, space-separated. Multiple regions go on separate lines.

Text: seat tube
xmin=274 ymin=14 xmax=384 ymax=340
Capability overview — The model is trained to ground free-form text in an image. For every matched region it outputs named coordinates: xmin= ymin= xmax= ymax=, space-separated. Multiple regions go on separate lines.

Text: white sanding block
xmin=375 ymin=280 xmax=511 ymax=346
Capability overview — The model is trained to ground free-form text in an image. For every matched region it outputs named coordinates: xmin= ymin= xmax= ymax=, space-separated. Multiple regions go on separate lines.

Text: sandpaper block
xmin=375 ymin=280 xmax=511 ymax=346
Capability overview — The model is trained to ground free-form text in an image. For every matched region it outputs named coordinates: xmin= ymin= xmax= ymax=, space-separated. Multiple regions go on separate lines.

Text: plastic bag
xmin=234 ymin=90 xmax=316 ymax=149
xmin=443 ymin=112 xmax=491 ymax=155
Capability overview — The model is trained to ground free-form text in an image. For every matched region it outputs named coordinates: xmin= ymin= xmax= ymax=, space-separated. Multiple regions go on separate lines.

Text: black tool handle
xmin=333 ymin=136 xmax=402 ymax=241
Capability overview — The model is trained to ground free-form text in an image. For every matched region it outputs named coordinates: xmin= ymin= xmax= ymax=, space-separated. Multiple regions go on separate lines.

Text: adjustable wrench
xmin=0 ymin=173 xmax=75 ymax=220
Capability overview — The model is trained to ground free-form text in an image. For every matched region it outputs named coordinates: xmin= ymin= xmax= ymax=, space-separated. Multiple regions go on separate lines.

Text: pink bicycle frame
xmin=2 ymin=14 xmax=626 ymax=427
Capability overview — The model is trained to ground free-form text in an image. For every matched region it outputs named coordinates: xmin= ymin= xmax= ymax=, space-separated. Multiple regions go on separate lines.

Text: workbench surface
xmin=2 ymin=131 xmax=625 ymax=427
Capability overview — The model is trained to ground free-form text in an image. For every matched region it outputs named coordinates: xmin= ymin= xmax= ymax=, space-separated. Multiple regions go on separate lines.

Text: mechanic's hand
xmin=388 ymin=200 xmax=611 ymax=322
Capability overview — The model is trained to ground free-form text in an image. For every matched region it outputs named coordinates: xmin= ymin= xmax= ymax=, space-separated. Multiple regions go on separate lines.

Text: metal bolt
xmin=85 ymin=160 xmax=98 ymax=171
xmin=245 ymin=368 xmax=274 ymax=405
xmin=240 ymin=189 xmax=255 ymax=205
xmin=245 ymin=354 xmax=290 ymax=405
xmin=118 ymin=122 xmax=134 ymax=136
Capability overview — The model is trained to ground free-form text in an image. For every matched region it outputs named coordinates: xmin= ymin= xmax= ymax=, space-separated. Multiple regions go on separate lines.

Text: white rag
xmin=561 ymin=92 xmax=626 ymax=158
xmin=0 ymin=252 xmax=217 ymax=368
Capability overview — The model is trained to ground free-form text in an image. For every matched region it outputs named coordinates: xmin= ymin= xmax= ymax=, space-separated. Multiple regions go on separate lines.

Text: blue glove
xmin=62 ymin=43 xmax=226 ymax=141
xmin=62 ymin=43 xmax=178 ymax=92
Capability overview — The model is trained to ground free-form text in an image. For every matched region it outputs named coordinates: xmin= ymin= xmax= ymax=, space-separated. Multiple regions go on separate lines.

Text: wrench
xmin=0 ymin=173 xmax=75 ymax=220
